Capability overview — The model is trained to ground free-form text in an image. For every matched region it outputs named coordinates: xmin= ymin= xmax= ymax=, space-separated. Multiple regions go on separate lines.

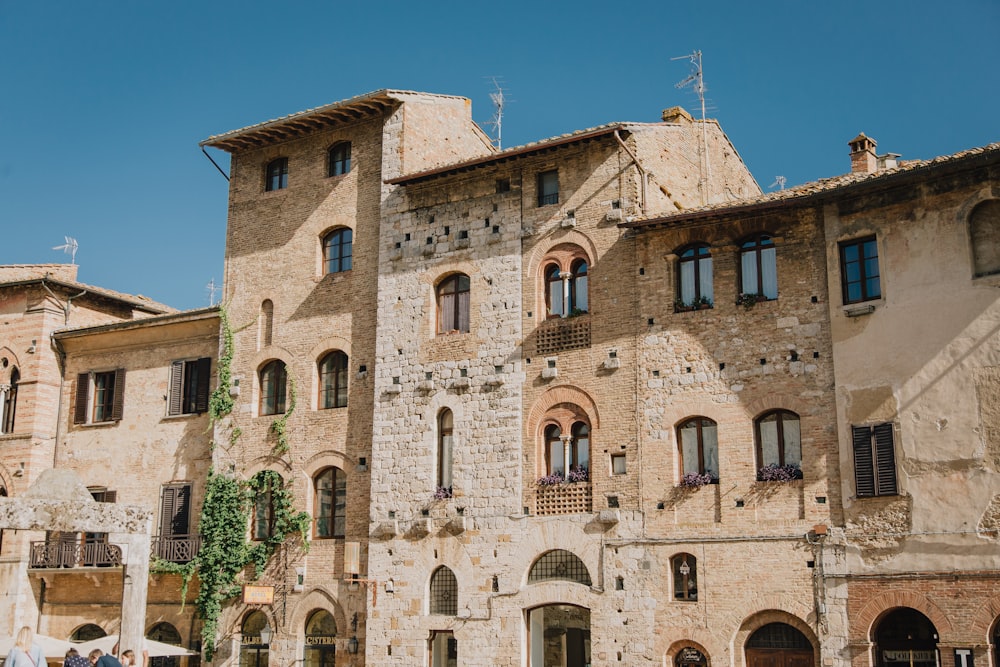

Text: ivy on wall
xmin=152 ymin=304 xmax=310 ymax=661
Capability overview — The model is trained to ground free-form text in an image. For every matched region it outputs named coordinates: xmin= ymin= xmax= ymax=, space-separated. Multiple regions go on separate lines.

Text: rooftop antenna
xmin=206 ymin=278 xmax=220 ymax=306
xmin=672 ymin=50 xmax=712 ymax=205
xmin=486 ymin=77 xmax=506 ymax=150
xmin=52 ymin=236 xmax=79 ymax=264
xmin=769 ymin=176 xmax=787 ymax=190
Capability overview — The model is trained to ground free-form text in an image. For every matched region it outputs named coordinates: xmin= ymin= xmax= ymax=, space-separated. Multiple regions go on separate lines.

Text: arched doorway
xmin=874 ymin=608 xmax=938 ymax=667
xmin=71 ymin=624 xmax=108 ymax=642
xmin=745 ymin=622 xmax=813 ymax=667
xmin=527 ymin=604 xmax=590 ymax=667
xmin=148 ymin=622 xmax=182 ymax=667
xmin=304 ymin=610 xmax=336 ymax=667
xmin=240 ymin=611 xmax=270 ymax=667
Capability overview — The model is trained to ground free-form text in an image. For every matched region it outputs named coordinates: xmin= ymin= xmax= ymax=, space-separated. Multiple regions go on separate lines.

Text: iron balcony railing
xmin=150 ymin=534 xmax=201 ymax=563
xmin=29 ymin=540 xmax=123 ymax=568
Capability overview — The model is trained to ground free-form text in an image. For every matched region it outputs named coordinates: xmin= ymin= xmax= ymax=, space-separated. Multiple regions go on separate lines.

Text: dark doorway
xmin=746 ymin=623 xmax=814 ymax=667
xmin=874 ymin=608 xmax=938 ymax=667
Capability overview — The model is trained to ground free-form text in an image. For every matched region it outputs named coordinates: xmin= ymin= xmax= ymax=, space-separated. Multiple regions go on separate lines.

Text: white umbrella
xmin=0 ymin=634 xmax=77 ymax=659
xmin=74 ymin=636 xmax=195 ymax=658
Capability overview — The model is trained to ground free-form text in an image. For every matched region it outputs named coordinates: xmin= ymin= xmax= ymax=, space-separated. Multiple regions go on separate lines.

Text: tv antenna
xmin=206 ymin=278 xmax=221 ymax=306
xmin=52 ymin=236 xmax=79 ymax=264
xmin=672 ymin=50 xmax=712 ymax=205
xmin=486 ymin=77 xmax=506 ymax=149
xmin=769 ymin=176 xmax=787 ymax=190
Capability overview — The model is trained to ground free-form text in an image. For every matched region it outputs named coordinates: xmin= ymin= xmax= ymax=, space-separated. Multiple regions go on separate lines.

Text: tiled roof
xmin=54 ymin=306 xmax=218 ymax=339
xmin=200 ymin=89 xmax=470 ymax=153
xmin=387 ymin=121 xmax=667 ymax=185
xmin=0 ymin=273 xmax=175 ymax=314
xmin=624 ymin=141 xmax=1000 ymax=229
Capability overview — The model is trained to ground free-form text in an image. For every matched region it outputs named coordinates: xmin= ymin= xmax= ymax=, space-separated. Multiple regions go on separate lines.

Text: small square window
xmin=537 ymin=170 xmax=559 ymax=207
xmin=265 ymin=158 xmax=288 ymax=191
xmin=496 ymin=178 xmax=510 ymax=193
xmin=611 ymin=453 xmax=626 ymax=475
xmin=840 ymin=236 xmax=881 ymax=304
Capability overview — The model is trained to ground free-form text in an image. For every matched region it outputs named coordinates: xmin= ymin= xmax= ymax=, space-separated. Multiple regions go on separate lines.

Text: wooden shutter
xmin=852 ymin=426 xmax=876 ymax=498
xmin=168 ymin=361 xmax=184 ymax=416
xmin=102 ymin=490 xmax=117 ymax=503
xmin=194 ymin=357 xmax=211 ymax=413
xmin=74 ymin=373 xmax=90 ymax=424
xmin=873 ymin=423 xmax=898 ymax=495
xmin=160 ymin=484 xmax=191 ymax=537
xmin=111 ymin=368 xmax=126 ymax=421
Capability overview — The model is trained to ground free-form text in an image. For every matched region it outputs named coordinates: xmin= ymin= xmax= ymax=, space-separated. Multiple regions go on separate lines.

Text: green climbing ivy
xmin=208 ymin=304 xmax=235 ymax=422
xmin=270 ymin=375 xmax=296 ymax=454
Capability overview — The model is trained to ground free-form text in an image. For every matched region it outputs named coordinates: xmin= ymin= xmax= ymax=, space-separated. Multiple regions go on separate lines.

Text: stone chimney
xmin=662 ymin=106 xmax=693 ymax=124
xmin=849 ymin=133 xmax=878 ymax=174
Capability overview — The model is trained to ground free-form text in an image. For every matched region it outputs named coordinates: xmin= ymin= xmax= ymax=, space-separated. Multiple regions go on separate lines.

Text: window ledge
xmin=78 ymin=420 xmax=119 ymax=428
xmin=161 ymin=413 xmax=205 ymax=421
xmin=843 ymin=303 xmax=877 ymax=317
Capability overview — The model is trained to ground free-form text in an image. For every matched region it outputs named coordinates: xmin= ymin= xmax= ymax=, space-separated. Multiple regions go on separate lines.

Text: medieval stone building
xmin=1 ymin=87 xmax=998 ymax=667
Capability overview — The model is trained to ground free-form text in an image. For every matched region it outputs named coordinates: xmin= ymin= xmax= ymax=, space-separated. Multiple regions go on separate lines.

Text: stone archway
xmin=0 ymin=469 xmax=151 ymax=654
xmin=873 ymin=608 xmax=939 ymax=667
xmin=745 ymin=623 xmax=814 ymax=667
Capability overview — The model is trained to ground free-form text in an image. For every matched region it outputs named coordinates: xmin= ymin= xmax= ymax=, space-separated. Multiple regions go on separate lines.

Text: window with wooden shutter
xmin=74 ymin=372 xmax=90 ymax=424
xmin=111 ymin=368 xmax=125 ymax=421
xmin=160 ymin=484 xmax=191 ymax=537
xmin=852 ymin=423 xmax=898 ymax=497
xmin=169 ymin=358 xmax=212 ymax=416
xmin=168 ymin=361 xmax=184 ymax=416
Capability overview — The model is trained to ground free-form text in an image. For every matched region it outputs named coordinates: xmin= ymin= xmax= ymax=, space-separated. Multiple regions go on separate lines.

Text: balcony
xmin=534 ymin=316 xmax=591 ymax=356
xmin=151 ymin=534 xmax=202 ymax=563
xmin=534 ymin=483 xmax=593 ymax=516
xmin=29 ymin=540 xmax=123 ymax=569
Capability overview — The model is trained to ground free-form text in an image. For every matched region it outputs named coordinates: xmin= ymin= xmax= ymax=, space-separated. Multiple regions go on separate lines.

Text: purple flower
xmin=434 ymin=486 xmax=453 ymax=499
xmin=680 ymin=471 xmax=717 ymax=487
xmin=756 ymin=464 xmax=803 ymax=482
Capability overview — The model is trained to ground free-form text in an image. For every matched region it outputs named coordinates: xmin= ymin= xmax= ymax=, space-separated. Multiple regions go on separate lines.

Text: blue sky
xmin=1 ymin=1 xmax=997 ymax=310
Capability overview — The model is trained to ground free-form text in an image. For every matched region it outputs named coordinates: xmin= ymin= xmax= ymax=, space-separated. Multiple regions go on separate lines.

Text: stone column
xmin=117 ymin=532 xmax=151 ymax=656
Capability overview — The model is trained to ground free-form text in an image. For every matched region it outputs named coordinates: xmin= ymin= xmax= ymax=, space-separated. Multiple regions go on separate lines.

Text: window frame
xmin=677 ymin=243 xmax=713 ymax=307
xmin=265 ymin=158 xmax=289 ymax=192
xmin=839 ymin=236 xmax=882 ymax=304
xmin=73 ymin=368 xmax=126 ymax=425
xmin=677 ymin=417 xmax=719 ymax=481
xmin=969 ymin=199 xmax=1000 ymax=278
xmin=322 ymin=228 xmax=353 ymax=275
xmin=1 ymin=367 xmax=18 ymax=433
xmin=739 ymin=233 xmax=778 ymax=300
xmin=754 ymin=409 xmax=802 ymax=470
xmin=852 ymin=422 xmax=898 ymax=497
xmin=438 ymin=409 xmax=454 ymax=491
xmin=671 ymin=553 xmax=698 ymax=601
xmin=313 ymin=467 xmax=347 ymax=539
xmin=436 ymin=274 xmax=471 ymax=334
xmin=259 ymin=360 xmax=288 ymax=416
xmin=429 ymin=565 xmax=459 ymax=616
xmin=252 ymin=474 xmax=281 ymax=541
xmin=168 ymin=358 xmax=211 ymax=416
xmin=569 ymin=259 xmax=588 ymax=314
xmin=328 ymin=142 xmax=352 ymax=177
xmin=318 ymin=351 xmax=348 ymax=409
xmin=159 ymin=483 xmax=192 ymax=538
xmin=537 ymin=169 xmax=559 ymax=207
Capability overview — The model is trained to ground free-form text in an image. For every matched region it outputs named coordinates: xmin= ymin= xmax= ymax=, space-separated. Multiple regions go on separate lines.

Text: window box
xmin=736 ymin=293 xmax=768 ymax=309
xmin=756 ymin=464 xmax=803 ymax=482
xmin=679 ymin=472 xmax=718 ymax=488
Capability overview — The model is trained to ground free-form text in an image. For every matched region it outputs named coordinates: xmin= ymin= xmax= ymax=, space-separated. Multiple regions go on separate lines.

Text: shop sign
xmin=883 ymin=650 xmax=936 ymax=663
xmin=242 ymin=585 xmax=275 ymax=605
xmin=306 ymin=636 xmax=337 ymax=645
xmin=679 ymin=648 xmax=706 ymax=664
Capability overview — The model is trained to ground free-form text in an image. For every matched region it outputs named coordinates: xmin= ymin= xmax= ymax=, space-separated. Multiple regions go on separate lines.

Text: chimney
xmin=662 ymin=106 xmax=693 ymax=124
xmin=849 ymin=133 xmax=878 ymax=174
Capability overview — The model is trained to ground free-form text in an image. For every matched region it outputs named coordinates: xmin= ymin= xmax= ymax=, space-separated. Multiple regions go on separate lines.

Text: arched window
xmin=545 ymin=264 xmax=563 ymax=318
xmin=672 ymin=553 xmax=698 ymax=600
xmin=2 ymin=367 xmax=18 ymax=434
xmin=528 ymin=549 xmax=592 ymax=585
xmin=328 ymin=142 xmax=352 ymax=177
xmin=259 ymin=300 xmax=273 ymax=349
xmin=429 ymin=566 xmax=458 ymax=615
xmin=322 ymin=228 xmax=353 ymax=275
xmin=314 ymin=467 xmax=346 ymax=539
xmin=241 ymin=610 xmax=271 ymax=667
xmin=677 ymin=243 xmax=713 ymax=308
xmin=570 ymin=259 xmax=588 ymax=314
xmin=147 ymin=622 xmax=182 ymax=667
xmin=436 ymin=274 xmax=470 ymax=334
xmin=756 ymin=410 xmax=803 ymax=479
xmin=70 ymin=624 xmax=107 ymax=641
xmin=569 ymin=422 xmax=590 ymax=478
xmin=740 ymin=234 xmax=777 ymax=300
xmin=259 ymin=360 xmax=287 ymax=416
xmin=265 ymin=158 xmax=288 ymax=192
xmin=252 ymin=472 xmax=282 ymax=540
xmin=540 ymin=407 xmax=591 ymax=484
xmin=437 ymin=409 xmax=454 ymax=494
xmin=544 ymin=425 xmax=563 ymax=476
xmin=318 ymin=351 xmax=348 ymax=409
xmin=970 ymin=200 xmax=1000 ymax=277
xmin=677 ymin=417 xmax=719 ymax=481
xmin=304 ymin=610 xmax=337 ymax=667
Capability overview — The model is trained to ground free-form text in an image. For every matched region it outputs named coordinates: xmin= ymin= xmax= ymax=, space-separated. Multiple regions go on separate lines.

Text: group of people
xmin=5 ymin=627 xmax=145 ymax=667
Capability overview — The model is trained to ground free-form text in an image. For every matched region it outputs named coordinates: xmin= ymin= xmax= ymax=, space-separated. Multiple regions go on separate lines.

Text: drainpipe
xmin=614 ymin=130 xmax=647 ymax=215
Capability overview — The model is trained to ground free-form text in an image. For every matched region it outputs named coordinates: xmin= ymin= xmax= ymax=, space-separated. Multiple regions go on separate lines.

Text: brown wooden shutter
xmin=194 ymin=357 xmax=211 ymax=413
xmin=160 ymin=486 xmax=176 ymax=536
xmin=111 ymin=368 xmax=126 ymax=421
xmin=873 ymin=423 xmax=898 ymax=496
xmin=852 ymin=425 xmax=876 ymax=498
xmin=168 ymin=361 xmax=184 ymax=416
xmin=74 ymin=373 xmax=90 ymax=424
xmin=160 ymin=484 xmax=191 ymax=536
xmin=102 ymin=490 xmax=117 ymax=503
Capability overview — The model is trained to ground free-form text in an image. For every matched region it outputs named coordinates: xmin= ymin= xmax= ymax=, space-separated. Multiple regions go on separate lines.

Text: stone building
xmin=0 ymin=264 xmax=214 ymax=659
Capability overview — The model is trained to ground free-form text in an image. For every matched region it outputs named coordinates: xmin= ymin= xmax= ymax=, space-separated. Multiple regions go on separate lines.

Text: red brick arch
xmin=969 ymin=597 xmax=1000 ymax=642
xmin=853 ymin=590 xmax=953 ymax=642
xmin=527 ymin=384 xmax=600 ymax=437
